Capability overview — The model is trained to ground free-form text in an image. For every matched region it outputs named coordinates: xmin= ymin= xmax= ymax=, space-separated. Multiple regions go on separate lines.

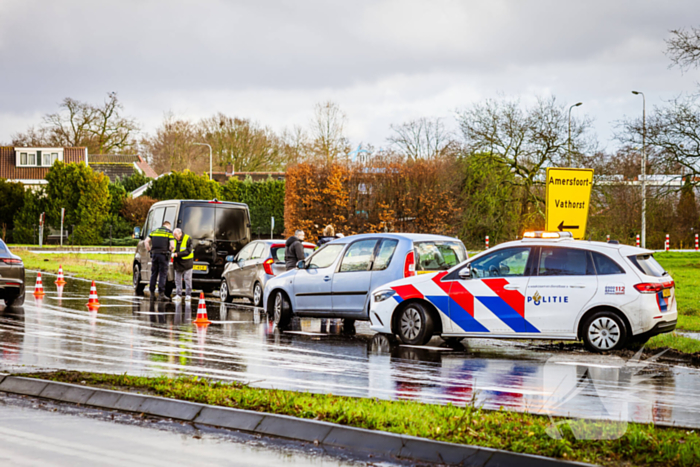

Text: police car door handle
xmin=323 ymin=276 xmax=331 ymax=282
xmin=503 ymin=285 xmax=520 ymax=290
xmin=570 ymin=284 xmax=586 ymax=288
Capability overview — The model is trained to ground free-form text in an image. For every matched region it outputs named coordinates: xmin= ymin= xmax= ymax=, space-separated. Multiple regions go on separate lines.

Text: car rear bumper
xmin=634 ymin=319 xmax=677 ymax=341
xmin=0 ymin=278 xmax=24 ymax=297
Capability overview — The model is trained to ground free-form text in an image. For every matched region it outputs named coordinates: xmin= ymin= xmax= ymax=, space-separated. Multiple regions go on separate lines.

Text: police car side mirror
xmin=297 ymin=260 xmax=306 ymax=269
xmin=459 ymin=267 xmax=471 ymax=279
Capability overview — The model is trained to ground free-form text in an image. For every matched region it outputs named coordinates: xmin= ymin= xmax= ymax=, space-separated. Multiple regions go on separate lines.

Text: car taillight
xmin=404 ymin=251 xmax=416 ymax=278
xmin=263 ymin=258 xmax=275 ymax=276
xmin=634 ymin=283 xmax=664 ymax=293
xmin=0 ymin=258 xmax=22 ymax=264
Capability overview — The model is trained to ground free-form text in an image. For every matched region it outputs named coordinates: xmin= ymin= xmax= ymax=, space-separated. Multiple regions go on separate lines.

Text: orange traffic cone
xmin=86 ymin=281 xmax=100 ymax=310
xmin=55 ymin=265 xmax=66 ymax=285
xmin=33 ymin=272 xmax=45 ymax=298
xmin=193 ymin=292 xmax=211 ymax=325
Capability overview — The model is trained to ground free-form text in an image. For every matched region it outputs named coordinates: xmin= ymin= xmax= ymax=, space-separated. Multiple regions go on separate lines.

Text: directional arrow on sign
xmin=557 ymin=220 xmax=580 ymax=231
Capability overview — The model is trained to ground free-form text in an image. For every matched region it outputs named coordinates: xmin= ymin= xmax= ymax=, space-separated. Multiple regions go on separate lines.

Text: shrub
xmin=120 ymin=196 xmax=158 ymax=227
xmin=145 ymin=170 xmax=220 ymax=201
xmin=221 ymin=176 xmax=285 ymax=237
xmin=0 ymin=178 xmax=25 ymax=241
xmin=116 ymin=171 xmax=152 ymax=193
xmin=44 ymin=161 xmax=111 ymax=245
xmin=12 ymin=188 xmax=47 ymax=244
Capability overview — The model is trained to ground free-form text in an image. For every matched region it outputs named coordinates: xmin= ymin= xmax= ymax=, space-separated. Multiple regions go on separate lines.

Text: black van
xmin=133 ymin=200 xmax=251 ymax=297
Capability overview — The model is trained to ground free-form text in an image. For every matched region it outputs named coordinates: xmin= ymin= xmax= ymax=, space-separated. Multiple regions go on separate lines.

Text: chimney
xmin=225 ymin=164 xmax=233 ymax=177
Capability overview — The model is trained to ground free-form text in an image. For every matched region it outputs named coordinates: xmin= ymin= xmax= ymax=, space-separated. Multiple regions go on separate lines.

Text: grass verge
xmin=655 ymin=252 xmax=700 ymax=332
xmin=15 ymin=251 xmax=132 ymax=285
xmin=33 ymin=371 xmax=700 ymax=467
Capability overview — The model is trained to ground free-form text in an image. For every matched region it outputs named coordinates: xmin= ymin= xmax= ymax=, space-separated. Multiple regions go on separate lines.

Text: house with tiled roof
xmin=0 ymin=147 xmax=158 ymax=187
xmin=0 ymin=146 xmax=88 ymax=187
xmin=88 ymin=154 xmax=158 ymax=182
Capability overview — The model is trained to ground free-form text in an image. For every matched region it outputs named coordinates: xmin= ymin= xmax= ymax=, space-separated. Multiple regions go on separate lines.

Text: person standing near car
xmin=285 ymin=229 xmax=306 ymax=271
xmin=172 ymin=228 xmax=193 ymax=302
xmin=145 ymin=220 xmax=175 ymax=299
xmin=317 ymin=224 xmax=336 ymax=247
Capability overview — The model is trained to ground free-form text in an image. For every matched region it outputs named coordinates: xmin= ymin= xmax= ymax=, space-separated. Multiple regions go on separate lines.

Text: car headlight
xmin=373 ymin=289 xmax=396 ymax=303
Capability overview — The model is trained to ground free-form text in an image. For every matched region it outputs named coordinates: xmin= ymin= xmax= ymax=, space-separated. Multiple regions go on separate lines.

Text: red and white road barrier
xmin=33 ymin=272 xmax=45 ymax=298
xmin=636 ymin=234 xmax=640 ymax=248
xmin=55 ymin=265 xmax=66 ymax=285
xmin=695 ymin=233 xmax=698 ymax=251
xmin=485 ymin=236 xmax=489 ymax=250
xmin=606 ymin=235 xmax=610 ymax=243
xmin=194 ymin=292 xmax=211 ymax=326
xmin=86 ymin=280 xmax=100 ymax=310
xmin=665 ymin=234 xmax=670 ymax=252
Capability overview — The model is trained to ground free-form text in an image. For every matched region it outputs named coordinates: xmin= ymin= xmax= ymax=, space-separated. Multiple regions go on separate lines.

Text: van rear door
xmin=179 ymin=203 xmax=216 ymax=278
xmin=214 ymin=204 xmax=251 ymax=279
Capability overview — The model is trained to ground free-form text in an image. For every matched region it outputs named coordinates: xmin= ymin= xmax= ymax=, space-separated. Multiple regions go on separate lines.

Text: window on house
xmin=20 ymin=153 xmax=27 ymax=165
xmin=16 ymin=149 xmax=63 ymax=167
xmin=27 ymin=153 xmax=36 ymax=165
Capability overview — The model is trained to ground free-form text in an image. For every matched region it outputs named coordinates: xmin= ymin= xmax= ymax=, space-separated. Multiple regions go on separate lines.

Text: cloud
xmin=1 ymin=0 xmax=699 ymax=147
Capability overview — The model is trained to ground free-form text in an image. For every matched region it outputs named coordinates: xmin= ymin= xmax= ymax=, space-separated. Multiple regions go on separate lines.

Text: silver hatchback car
xmin=263 ymin=233 xmax=468 ymax=329
xmin=220 ymin=239 xmax=316 ymax=306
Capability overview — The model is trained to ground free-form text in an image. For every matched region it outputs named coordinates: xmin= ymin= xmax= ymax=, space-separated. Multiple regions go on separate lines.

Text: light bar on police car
xmin=522 ymin=231 xmax=573 ymax=239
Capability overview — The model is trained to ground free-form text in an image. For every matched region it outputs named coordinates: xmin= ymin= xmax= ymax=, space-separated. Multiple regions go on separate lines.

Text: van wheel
xmin=133 ymin=264 xmax=145 ymax=296
xmin=220 ymin=280 xmax=233 ymax=303
xmin=397 ymin=302 xmax=434 ymax=346
xmin=582 ymin=311 xmax=627 ymax=352
xmin=251 ymin=282 xmax=263 ymax=307
xmin=273 ymin=291 xmax=292 ymax=329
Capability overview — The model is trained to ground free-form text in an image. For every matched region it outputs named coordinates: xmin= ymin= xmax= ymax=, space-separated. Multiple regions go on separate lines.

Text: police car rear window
xmin=628 ymin=254 xmax=666 ymax=277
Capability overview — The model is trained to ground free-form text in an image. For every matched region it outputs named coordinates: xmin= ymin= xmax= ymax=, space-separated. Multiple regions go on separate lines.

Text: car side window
xmin=538 ymin=247 xmax=595 ymax=276
xmin=163 ymin=206 xmax=177 ymax=228
xmin=469 ymin=247 xmax=530 ymax=278
xmin=372 ymin=239 xmax=398 ymax=271
xmin=339 ymin=239 xmax=379 ymax=272
xmin=593 ymin=252 xmax=625 ymax=275
xmin=237 ymin=243 xmax=255 ymax=262
xmin=250 ymin=243 xmax=266 ymax=260
xmin=308 ymin=244 xmax=345 ymax=269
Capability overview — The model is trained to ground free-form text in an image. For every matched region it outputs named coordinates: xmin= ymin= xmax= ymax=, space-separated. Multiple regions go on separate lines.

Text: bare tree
xmin=199 ymin=114 xmax=285 ymax=172
xmin=456 ymin=96 xmax=592 ymax=227
xmin=310 ymin=100 xmax=350 ymax=162
xmin=12 ymin=92 xmax=139 ymax=154
xmin=666 ymin=26 xmax=700 ymax=71
xmin=618 ymin=96 xmax=700 ymax=183
xmin=141 ymin=113 xmax=202 ymax=174
xmin=388 ymin=117 xmax=455 ymax=160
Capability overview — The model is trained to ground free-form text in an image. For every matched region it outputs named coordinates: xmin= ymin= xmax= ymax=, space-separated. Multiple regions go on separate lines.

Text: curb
xmin=0 ymin=374 xmax=594 ymax=467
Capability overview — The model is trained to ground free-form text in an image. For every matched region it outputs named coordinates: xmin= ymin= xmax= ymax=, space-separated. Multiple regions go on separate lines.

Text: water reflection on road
xmin=1 ymin=272 xmax=699 ymax=429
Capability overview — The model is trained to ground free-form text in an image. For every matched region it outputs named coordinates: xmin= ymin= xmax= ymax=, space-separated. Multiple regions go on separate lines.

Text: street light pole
xmin=193 ymin=142 xmax=213 ymax=181
xmin=632 ymin=91 xmax=646 ymax=248
xmin=567 ymin=102 xmax=582 ymax=167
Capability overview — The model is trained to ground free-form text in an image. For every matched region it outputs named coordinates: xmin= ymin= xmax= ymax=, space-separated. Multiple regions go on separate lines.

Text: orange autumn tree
xmin=285 ymin=156 xmax=459 ymax=241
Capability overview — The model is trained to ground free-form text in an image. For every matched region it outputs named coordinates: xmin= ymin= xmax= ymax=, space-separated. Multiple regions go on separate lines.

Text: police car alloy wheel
xmin=397 ymin=303 xmax=434 ymax=345
xmin=582 ymin=311 xmax=627 ymax=352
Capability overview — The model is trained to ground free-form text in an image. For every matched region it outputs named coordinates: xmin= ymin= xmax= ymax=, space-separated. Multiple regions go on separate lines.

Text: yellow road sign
xmin=545 ymin=167 xmax=594 ymax=239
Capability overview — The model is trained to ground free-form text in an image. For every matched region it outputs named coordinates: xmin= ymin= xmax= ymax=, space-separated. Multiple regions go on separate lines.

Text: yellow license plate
xmin=193 ymin=265 xmax=207 ymax=271
xmin=662 ymin=288 xmax=671 ymax=298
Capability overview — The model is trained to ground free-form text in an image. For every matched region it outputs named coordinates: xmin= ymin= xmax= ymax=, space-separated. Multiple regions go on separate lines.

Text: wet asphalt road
xmin=0 ymin=393 xmax=371 ymax=466
xmin=2 ymin=271 xmax=700 ymax=429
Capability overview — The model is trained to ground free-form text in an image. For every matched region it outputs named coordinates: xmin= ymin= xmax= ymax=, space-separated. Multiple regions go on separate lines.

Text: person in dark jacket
xmin=172 ymin=228 xmax=194 ymax=302
xmin=317 ymin=224 xmax=336 ymax=247
xmin=145 ymin=220 xmax=175 ymax=299
xmin=285 ymin=230 xmax=306 ymax=271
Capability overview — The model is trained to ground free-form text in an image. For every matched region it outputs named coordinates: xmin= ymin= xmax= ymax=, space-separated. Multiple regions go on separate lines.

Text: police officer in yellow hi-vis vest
xmin=172 ymin=228 xmax=194 ymax=302
xmin=145 ymin=220 xmax=175 ymax=299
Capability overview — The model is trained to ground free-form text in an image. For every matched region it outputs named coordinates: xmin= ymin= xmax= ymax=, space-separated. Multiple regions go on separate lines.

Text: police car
xmin=369 ymin=231 xmax=677 ymax=352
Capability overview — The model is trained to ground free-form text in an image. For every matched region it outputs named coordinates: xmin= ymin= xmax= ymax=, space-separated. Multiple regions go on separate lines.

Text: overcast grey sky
xmin=1 ymin=0 xmax=699 ymax=149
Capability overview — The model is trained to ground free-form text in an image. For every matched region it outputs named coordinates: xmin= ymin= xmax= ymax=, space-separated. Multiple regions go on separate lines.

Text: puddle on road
xmin=2 ymin=271 xmax=700 ymax=429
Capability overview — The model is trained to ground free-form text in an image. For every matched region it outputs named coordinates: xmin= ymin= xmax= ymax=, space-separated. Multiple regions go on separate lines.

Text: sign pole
xmin=60 ymin=208 xmax=65 ymax=247
xmin=271 ymin=217 xmax=275 ymax=239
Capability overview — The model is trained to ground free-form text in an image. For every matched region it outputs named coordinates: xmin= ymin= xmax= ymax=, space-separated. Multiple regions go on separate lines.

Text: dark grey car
xmin=0 ymin=240 xmax=25 ymax=307
xmin=220 ymin=239 xmax=316 ymax=306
